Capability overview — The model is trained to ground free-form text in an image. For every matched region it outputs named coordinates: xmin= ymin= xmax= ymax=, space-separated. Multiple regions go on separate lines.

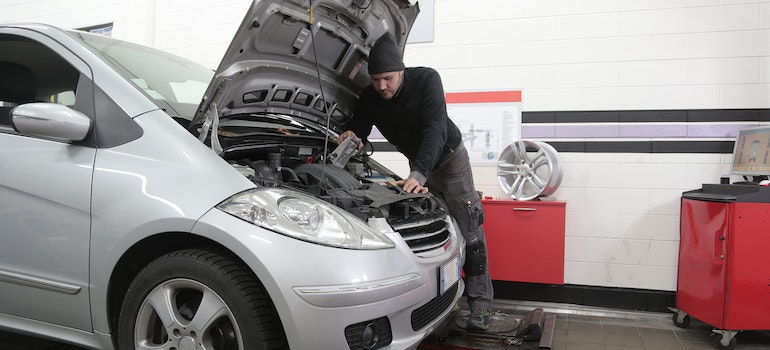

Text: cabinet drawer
xmin=481 ymin=200 xmax=565 ymax=284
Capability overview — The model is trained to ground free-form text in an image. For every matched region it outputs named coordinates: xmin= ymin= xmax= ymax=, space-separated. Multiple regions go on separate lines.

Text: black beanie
xmin=367 ymin=34 xmax=405 ymax=74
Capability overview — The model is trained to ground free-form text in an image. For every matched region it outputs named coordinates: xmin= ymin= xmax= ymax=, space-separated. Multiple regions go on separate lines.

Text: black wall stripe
xmin=523 ymin=108 xmax=770 ymax=124
xmin=542 ymin=140 xmax=735 ymax=153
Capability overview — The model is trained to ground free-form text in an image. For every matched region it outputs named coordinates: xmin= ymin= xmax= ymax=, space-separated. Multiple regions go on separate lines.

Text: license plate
xmin=438 ymin=254 xmax=461 ymax=295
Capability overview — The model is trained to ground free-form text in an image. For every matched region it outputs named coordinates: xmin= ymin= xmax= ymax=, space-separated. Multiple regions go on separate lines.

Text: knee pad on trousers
xmin=464 ymin=240 xmax=488 ymax=276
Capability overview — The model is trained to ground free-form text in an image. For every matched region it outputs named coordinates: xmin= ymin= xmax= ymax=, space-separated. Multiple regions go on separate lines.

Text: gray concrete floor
xmin=421 ymin=299 xmax=770 ymax=350
xmin=3 ymin=300 xmax=770 ymax=349
xmin=550 ymin=311 xmax=770 ymax=350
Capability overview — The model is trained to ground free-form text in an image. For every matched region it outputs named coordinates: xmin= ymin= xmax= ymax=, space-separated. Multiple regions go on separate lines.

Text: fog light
xmin=344 ymin=317 xmax=392 ymax=350
xmin=361 ymin=323 xmax=378 ymax=349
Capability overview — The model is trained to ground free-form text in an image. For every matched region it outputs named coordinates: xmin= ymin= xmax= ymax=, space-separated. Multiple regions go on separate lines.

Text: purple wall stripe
xmin=522 ymin=122 xmax=765 ymax=139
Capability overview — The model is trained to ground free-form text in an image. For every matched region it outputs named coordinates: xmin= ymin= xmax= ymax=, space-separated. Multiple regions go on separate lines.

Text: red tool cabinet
xmin=481 ymin=199 xmax=565 ymax=284
xmin=674 ymin=184 xmax=770 ymax=349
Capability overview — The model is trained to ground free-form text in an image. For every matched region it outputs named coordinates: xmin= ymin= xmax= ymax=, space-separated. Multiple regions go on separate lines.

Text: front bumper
xmin=293 ymin=274 xmax=464 ymax=350
xmin=193 ymin=208 xmax=465 ymax=350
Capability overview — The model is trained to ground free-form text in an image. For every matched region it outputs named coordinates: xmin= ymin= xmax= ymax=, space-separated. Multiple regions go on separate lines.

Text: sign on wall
xmin=446 ymin=90 xmax=522 ymax=166
xmin=366 ymin=90 xmax=522 ymax=167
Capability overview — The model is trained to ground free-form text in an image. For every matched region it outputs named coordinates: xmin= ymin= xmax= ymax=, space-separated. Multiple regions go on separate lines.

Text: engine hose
xmin=278 ymin=167 xmax=300 ymax=183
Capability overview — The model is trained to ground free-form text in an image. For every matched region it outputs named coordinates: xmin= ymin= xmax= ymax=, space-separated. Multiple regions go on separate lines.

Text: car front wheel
xmin=118 ymin=248 xmax=288 ymax=350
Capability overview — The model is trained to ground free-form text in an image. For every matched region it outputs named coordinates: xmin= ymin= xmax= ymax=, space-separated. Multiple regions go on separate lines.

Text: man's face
xmin=370 ymin=70 xmax=403 ymax=100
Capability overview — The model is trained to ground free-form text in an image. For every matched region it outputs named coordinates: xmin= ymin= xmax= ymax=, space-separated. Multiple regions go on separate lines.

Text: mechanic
xmin=337 ymin=34 xmax=494 ymax=331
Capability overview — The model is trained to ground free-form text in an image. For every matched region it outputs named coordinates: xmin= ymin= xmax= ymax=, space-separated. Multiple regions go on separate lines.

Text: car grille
xmin=410 ymin=283 xmax=459 ymax=331
xmin=390 ymin=217 xmax=451 ymax=254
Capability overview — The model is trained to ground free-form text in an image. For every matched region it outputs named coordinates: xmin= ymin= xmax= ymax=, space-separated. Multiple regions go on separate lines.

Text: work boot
xmin=466 ymin=309 xmax=491 ymax=332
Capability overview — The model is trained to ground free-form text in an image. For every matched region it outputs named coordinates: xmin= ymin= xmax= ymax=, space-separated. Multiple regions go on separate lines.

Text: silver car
xmin=0 ymin=0 xmax=465 ymax=349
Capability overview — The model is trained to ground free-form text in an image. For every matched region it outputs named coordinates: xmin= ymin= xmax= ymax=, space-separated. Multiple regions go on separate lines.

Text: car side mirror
xmin=11 ymin=103 xmax=92 ymax=142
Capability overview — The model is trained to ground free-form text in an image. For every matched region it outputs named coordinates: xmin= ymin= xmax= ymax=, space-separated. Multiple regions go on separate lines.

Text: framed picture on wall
xmin=446 ymin=90 xmax=522 ymax=166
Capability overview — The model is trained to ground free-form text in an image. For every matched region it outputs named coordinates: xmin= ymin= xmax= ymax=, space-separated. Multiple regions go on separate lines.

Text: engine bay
xmin=212 ymin=114 xmax=454 ymax=254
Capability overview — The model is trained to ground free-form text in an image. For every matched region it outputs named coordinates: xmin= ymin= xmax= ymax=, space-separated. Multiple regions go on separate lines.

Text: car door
xmin=0 ymin=29 xmax=95 ymax=331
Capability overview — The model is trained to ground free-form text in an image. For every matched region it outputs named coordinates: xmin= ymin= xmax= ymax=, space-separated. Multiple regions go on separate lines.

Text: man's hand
xmin=336 ymin=130 xmax=363 ymax=150
xmin=395 ymin=178 xmax=429 ymax=194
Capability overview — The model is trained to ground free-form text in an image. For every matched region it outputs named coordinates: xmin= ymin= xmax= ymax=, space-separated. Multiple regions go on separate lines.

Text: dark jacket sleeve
xmin=411 ymin=69 xmax=449 ymax=180
xmin=346 ymin=89 xmax=374 ymax=140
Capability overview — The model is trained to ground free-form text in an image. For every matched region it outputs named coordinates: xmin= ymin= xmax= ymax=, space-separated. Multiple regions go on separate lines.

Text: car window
xmin=75 ymin=32 xmax=213 ymax=120
xmin=0 ymin=35 xmax=81 ymax=127
xmin=50 ymin=90 xmax=76 ymax=106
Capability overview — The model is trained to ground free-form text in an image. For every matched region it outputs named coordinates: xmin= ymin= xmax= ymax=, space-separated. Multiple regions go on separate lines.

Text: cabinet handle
xmin=513 ymin=208 xmax=537 ymax=211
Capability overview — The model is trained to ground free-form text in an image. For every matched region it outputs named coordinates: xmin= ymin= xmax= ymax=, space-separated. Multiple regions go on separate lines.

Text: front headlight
xmin=218 ymin=188 xmax=395 ymax=249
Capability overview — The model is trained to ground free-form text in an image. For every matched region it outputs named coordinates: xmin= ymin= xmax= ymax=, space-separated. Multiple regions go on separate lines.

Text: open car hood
xmin=192 ymin=0 xmax=419 ymax=134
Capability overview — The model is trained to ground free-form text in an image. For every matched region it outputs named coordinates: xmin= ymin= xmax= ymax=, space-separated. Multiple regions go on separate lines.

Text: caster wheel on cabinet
xmin=672 ymin=313 xmax=691 ymax=328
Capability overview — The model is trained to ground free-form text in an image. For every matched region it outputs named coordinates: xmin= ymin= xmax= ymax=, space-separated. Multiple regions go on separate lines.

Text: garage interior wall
xmin=2 ymin=0 xmax=768 ymax=295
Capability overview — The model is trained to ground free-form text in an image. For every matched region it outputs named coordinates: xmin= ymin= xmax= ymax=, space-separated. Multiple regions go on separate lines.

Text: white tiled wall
xmin=409 ymin=0 xmax=770 ymax=111
xmin=3 ymin=0 xmax=768 ymax=292
xmin=372 ymin=151 xmax=732 ymax=292
xmin=0 ymin=0 xmax=251 ymax=69
xmin=401 ymin=0 xmax=769 ymax=292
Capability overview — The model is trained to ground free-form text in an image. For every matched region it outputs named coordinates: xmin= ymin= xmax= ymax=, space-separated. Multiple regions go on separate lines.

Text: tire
xmin=118 ymin=248 xmax=289 ymax=350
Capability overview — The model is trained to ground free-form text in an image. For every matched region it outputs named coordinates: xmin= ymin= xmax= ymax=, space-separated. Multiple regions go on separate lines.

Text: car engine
xmin=215 ymin=114 xmax=454 ymax=255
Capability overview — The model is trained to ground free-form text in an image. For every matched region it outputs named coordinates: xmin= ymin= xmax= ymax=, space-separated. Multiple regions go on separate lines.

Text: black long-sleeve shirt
xmin=346 ymin=67 xmax=462 ymax=182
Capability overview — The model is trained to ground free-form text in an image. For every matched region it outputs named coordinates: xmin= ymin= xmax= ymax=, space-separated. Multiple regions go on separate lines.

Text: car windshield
xmin=72 ymin=31 xmax=214 ymax=120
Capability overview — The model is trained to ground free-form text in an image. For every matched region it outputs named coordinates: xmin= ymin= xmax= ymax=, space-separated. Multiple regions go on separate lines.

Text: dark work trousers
xmin=424 ymin=143 xmax=494 ymax=311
